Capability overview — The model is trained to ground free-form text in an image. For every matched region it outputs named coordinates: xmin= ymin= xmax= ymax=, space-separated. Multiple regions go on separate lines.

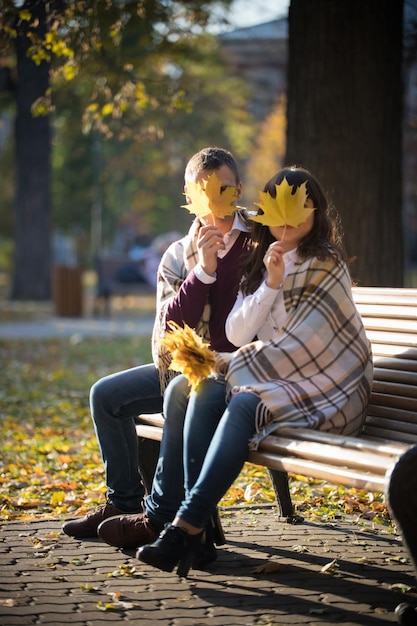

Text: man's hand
xmin=197 ymin=224 xmax=226 ymax=276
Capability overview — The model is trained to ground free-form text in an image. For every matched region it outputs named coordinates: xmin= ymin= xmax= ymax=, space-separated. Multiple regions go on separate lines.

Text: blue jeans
xmin=145 ymin=374 xmax=228 ymax=529
xmin=144 ymin=375 xmax=191 ymax=528
xmin=182 ymin=376 xmax=228 ymax=492
xmin=90 ymin=363 xmax=163 ymax=513
xmin=177 ymin=384 xmax=260 ymax=529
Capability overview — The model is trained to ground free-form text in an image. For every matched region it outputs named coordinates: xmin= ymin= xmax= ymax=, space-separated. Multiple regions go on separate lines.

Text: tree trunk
xmin=285 ymin=0 xmax=404 ymax=286
xmin=11 ymin=0 xmax=52 ymax=300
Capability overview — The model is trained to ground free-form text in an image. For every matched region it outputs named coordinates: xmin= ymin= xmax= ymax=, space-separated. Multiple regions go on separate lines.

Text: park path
xmin=0 ymin=508 xmax=415 ymax=625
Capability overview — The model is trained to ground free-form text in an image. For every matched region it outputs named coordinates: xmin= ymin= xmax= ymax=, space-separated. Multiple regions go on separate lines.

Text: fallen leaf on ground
xmin=253 ymin=560 xmax=286 ymax=574
xmin=320 ymin=559 xmax=339 ymax=574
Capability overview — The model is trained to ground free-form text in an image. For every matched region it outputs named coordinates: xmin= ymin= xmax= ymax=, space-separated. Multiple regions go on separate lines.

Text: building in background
xmin=219 ymin=19 xmax=288 ymax=122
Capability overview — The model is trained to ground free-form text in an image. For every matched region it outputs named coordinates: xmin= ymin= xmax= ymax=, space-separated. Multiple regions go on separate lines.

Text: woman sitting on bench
xmin=137 ymin=165 xmax=373 ymax=578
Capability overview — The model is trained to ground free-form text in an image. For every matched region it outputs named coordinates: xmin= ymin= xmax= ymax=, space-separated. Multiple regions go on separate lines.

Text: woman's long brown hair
xmin=240 ymin=166 xmax=348 ymax=296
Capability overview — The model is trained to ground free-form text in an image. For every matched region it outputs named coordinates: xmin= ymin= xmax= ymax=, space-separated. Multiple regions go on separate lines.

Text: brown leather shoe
xmin=98 ymin=513 xmax=160 ymax=549
xmin=62 ymin=502 xmax=127 ymax=538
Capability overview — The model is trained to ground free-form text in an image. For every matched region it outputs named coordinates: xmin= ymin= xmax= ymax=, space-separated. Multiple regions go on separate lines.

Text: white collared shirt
xmin=226 ymin=248 xmax=298 ymax=346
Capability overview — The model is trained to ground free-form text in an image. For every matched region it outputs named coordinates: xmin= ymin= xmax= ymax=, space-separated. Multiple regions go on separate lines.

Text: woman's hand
xmin=263 ymin=241 xmax=285 ymax=289
xmin=214 ymin=351 xmax=235 ymax=375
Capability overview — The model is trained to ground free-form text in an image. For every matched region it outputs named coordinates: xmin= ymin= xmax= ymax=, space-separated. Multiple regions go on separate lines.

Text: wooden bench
xmin=135 ymin=286 xmax=417 ymax=562
xmin=95 ymin=254 xmax=155 ymax=314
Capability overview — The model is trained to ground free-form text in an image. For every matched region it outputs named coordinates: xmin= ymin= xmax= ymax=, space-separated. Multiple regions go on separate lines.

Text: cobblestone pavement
xmin=0 ymin=508 xmax=416 ymax=626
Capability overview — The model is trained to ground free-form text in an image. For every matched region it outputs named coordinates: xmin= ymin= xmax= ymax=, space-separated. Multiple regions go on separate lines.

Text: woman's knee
xmin=225 ymin=392 xmax=260 ymax=431
xmin=192 ymin=376 xmax=227 ymax=411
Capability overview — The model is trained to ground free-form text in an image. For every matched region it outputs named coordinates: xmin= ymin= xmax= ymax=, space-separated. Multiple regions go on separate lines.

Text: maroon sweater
xmin=165 ymin=231 xmax=251 ymax=352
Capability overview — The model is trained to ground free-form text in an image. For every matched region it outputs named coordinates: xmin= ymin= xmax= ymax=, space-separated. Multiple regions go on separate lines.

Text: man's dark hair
xmin=185 ymin=147 xmax=240 ymax=184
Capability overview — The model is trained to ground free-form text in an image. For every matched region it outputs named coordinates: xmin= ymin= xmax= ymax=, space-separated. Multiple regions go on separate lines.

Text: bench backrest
xmin=352 ymin=287 xmax=417 ymax=445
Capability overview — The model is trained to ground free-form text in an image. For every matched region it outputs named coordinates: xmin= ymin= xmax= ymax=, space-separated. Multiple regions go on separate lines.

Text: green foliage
xmin=0 ymin=1 xmax=236 ymax=132
xmin=50 ymin=31 xmax=255 ymax=251
xmin=0 ymin=1 xmax=255 ymax=258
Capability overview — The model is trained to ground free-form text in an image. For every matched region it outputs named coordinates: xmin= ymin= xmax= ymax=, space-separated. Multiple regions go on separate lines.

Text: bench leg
xmin=386 ymin=445 xmax=417 ymax=625
xmin=268 ymin=469 xmax=304 ymax=523
xmin=137 ymin=437 xmax=160 ymax=495
xmin=137 ymin=436 xmax=226 ymax=545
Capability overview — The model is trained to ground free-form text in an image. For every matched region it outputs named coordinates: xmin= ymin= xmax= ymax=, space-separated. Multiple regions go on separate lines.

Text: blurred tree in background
xmin=285 ymin=0 xmax=404 ymax=286
xmin=50 ymin=31 xmax=254 ymax=264
xmin=0 ymin=0 xmax=254 ymax=300
xmin=1 ymin=0 xmax=411 ymax=298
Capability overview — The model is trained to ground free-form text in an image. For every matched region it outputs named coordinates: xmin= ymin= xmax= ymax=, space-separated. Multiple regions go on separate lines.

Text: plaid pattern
xmin=151 ymin=219 xmax=211 ymax=391
xmin=226 ymin=255 xmax=373 ymax=449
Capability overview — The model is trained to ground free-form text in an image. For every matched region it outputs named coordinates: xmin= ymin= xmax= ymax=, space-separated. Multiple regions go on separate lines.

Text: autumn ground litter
xmin=0 ymin=327 xmax=392 ymax=533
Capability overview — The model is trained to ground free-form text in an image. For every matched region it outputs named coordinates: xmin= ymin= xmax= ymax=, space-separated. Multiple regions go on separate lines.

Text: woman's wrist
xmin=265 ymin=278 xmax=283 ymax=290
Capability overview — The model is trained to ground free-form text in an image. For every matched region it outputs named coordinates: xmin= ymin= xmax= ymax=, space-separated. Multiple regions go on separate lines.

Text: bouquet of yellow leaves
xmin=160 ymin=322 xmax=217 ymax=393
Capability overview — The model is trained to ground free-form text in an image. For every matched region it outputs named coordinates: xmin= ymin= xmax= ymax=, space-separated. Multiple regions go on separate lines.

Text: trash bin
xmin=52 ymin=265 xmax=83 ymax=317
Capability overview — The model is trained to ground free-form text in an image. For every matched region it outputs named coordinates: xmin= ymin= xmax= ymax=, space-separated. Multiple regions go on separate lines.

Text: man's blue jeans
xmin=91 ymin=363 xmax=186 ymax=519
xmin=144 ymin=374 xmax=190 ymax=527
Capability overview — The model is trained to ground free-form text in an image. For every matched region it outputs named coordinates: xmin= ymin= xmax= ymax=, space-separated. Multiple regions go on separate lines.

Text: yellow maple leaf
xmin=160 ymin=322 xmax=216 ymax=393
xmin=251 ymin=177 xmax=315 ymax=229
xmin=182 ymin=171 xmax=238 ymax=219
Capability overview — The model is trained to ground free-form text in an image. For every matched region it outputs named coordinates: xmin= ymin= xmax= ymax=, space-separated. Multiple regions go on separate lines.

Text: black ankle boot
xmin=194 ymin=519 xmax=217 ymax=569
xmin=137 ymin=523 xmax=204 ymax=578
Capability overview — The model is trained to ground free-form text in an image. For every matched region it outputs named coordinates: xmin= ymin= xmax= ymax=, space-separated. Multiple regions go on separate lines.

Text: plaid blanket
xmin=151 ymin=219 xmax=208 ymax=390
xmin=226 ymin=255 xmax=373 ymax=449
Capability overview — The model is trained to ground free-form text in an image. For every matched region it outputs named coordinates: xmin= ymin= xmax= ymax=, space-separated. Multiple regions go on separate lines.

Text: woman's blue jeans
xmin=90 ymin=362 xmax=186 ymax=517
xmin=173 ymin=376 xmax=260 ymax=530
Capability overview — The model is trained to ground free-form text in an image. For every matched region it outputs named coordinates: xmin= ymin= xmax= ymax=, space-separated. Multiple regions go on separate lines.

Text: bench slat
xmin=136 ymin=417 xmax=410 ymax=458
xmin=365 ymin=329 xmax=417 ymax=348
xmin=361 ymin=424 xmax=417 ymax=444
xmin=259 ymin=436 xmax=393 ymax=474
xmin=373 ymin=355 xmax=417 ymax=371
xmin=371 ymin=380 xmax=417 ymax=400
xmin=134 ymin=423 xmax=394 ymax=492
xmin=247 ymin=450 xmax=388 ymax=492
xmin=136 ymin=424 xmax=163 ymax=442
xmin=273 ymin=426 xmax=409 ymax=456
xmin=357 ymin=303 xmax=417 ymax=317
xmin=360 ymin=318 xmax=417 ymax=334
xmin=352 ymin=287 xmax=417 ymax=305
xmin=369 ymin=394 xmax=417 ymax=413
xmin=363 ymin=415 xmax=417 ymax=437
xmin=373 ymin=366 xmax=417 ymax=385
xmin=135 ymin=413 xmax=165 ymax=428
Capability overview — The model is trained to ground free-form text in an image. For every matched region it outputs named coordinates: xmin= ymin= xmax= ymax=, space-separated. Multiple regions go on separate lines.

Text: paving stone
xmin=0 ymin=510 xmax=416 ymax=626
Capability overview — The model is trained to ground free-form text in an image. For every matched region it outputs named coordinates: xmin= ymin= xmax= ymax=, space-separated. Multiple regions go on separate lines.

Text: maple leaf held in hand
xmin=182 ymin=170 xmax=238 ymax=219
xmin=251 ymin=177 xmax=315 ymax=229
xmin=160 ymin=322 xmax=216 ymax=393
